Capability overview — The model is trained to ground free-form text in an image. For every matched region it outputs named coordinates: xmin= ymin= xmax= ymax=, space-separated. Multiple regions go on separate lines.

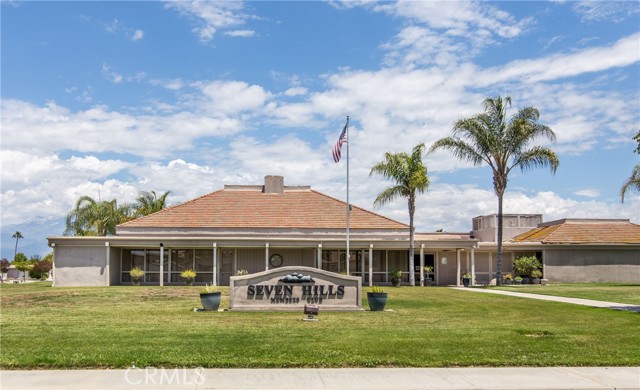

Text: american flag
xmin=332 ymin=122 xmax=348 ymax=163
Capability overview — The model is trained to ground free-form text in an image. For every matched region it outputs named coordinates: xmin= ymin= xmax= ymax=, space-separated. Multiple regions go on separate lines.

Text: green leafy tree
xmin=620 ymin=130 xmax=640 ymax=203
xmin=370 ymin=143 xmax=430 ymax=286
xmin=430 ymin=96 xmax=559 ymax=286
xmin=134 ymin=190 xmax=170 ymax=217
xmin=65 ymin=196 xmax=132 ymax=236
xmin=13 ymin=253 xmax=32 ymax=282
xmin=12 ymin=231 xmax=23 ymax=260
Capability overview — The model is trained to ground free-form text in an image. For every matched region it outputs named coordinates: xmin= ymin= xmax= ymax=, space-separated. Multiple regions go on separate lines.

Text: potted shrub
xmin=503 ymin=273 xmax=514 ymax=285
xmin=514 ymin=256 xmax=540 ymax=285
xmin=130 ymin=267 xmax=144 ymax=286
xmin=200 ymin=284 xmax=222 ymax=311
xmin=423 ymin=266 xmax=434 ymax=285
xmin=531 ymin=269 xmax=543 ymax=284
xmin=514 ymin=276 xmax=523 ymax=285
xmin=180 ymin=269 xmax=196 ymax=286
xmin=390 ymin=269 xmax=403 ymax=287
xmin=236 ymin=269 xmax=249 ymax=276
xmin=462 ymin=272 xmax=472 ymax=287
xmin=367 ymin=285 xmax=387 ymax=311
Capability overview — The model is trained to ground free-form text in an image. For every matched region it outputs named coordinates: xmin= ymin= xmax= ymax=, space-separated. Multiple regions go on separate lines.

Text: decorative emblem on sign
xmin=279 ymin=272 xmax=314 ymax=283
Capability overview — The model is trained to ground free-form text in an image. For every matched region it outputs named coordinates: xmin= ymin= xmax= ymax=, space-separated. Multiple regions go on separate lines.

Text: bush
xmin=29 ymin=259 xmax=52 ymax=279
xmin=130 ymin=267 xmax=144 ymax=280
xmin=180 ymin=269 xmax=196 ymax=280
xmin=513 ymin=256 xmax=541 ymax=277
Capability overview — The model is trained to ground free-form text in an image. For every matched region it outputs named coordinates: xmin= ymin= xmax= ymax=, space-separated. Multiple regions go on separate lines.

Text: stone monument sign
xmin=229 ymin=266 xmax=362 ymax=311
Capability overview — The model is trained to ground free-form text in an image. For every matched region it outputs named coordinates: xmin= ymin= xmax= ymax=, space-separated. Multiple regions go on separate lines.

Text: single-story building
xmin=47 ymin=175 xmax=640 ymax=287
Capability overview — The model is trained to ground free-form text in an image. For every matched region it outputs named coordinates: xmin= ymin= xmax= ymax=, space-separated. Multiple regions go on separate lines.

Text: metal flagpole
xmin=346 ymin=115 xmax=350 ymax=275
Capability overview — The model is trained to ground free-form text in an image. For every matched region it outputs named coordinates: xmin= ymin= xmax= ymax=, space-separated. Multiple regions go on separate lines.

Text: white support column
xmin=419 ymin=244 xmax=425 ymax=287
xmin=212 ymin=243 xmax=218 ymax=286
xmin=159 ymin=243 xmax=164 ymax=287
xmin=317 ymin=243 xmax=322 ymax=269
xmin=456 ymin=249 xmax=461 ymax=287
xmin=105 ymin=242 xmax=110 ymax=287
xmin=265 ymin=243 xmax=270 ymax=271
xmin=471 ymin=247 xmax=476 ymax=286
xmin=368 ymin=244 xmax=373 ymax=287
xmin=50 ymin=243 xmax=56 ymax=287
xmin=435 ymin=251 xmax=439 ymax=286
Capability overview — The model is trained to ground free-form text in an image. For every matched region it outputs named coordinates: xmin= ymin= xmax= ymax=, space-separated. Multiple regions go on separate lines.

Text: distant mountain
xmin=1 ymin=216 xmax=65 ymax=260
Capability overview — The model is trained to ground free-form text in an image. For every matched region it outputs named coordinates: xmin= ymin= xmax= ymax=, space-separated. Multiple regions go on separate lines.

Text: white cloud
xmin=224 ymin=29 xmax=255 ymax=38
xmin=197 ymin=80 xmax=271 ymax=114
xmin=478 ymin=32 xmax=640 ymax=85
xmin=573 ymin=1 xmax=640 ymax=23
xmin=131 ymin=29 xmax=144 ymax=41
xmin=284 ymin=87 xmax=308 ymax=97
xmin=101 ymin=63 xmax=123 ymax=84
xmin=0 ymin=99 xmax=244 ymax=159
xmin=166 ymin=0 xmax=254 ymax=42
xmin=574 ymin=189 xmax=601 ymax=198
xmin=151 ymin=78 xmax=184 ymax=90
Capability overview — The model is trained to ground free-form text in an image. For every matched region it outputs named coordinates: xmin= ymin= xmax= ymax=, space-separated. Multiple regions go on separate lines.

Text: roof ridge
xmin=309 ymin=189 xmax=409 ymax=228
xmin=117 ymin=189 xmax=224 ymax=227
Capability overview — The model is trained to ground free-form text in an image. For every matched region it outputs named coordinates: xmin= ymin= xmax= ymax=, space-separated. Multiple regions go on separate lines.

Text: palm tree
xmin=430 ymin=96 xmax=559 ymax=286
xmin=620 ymin=164 xmax=640 ymax=203
xmin=620 ymin=131 xmax=640 ymax=203
xmin=134 ymin=190 xmax=170 ymax=217
xmin=370 ymin=143 xmax=430 ymax=286
xmin=12 ymin=231 xmax=23 ymax=260
xmin=65 ymin=196 xmax=132 ymax=236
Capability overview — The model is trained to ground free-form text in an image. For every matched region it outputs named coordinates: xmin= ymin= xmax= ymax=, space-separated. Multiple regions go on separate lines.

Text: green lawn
xmin=1 ymin=282 xmax=639 ymax=369
xmin=491 ymin=283 xmax=640 ymax=305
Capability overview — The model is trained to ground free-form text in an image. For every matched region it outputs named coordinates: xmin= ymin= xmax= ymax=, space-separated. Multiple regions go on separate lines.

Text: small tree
xmin=0 ymin=259 xmax=10 ymax=283
xmin=14 ymin=261 xmax=33 ymax=282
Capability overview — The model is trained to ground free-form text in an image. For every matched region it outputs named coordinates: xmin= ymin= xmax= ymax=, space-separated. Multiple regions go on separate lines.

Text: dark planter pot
xmin=200 ymin=291 xmax=222 ymax=311
xmin=367 ymin=292 xmax=388 ymax=311
xmin=515 ymin=279 xmax=523 ymax=285
xmin=184 ymin=279 xmax=194 ymax=286
xmin=521 ymin=277 xmax=530 ymax=285
xmin=131 ymin=279 xmax=141 ymax=286
xmin=505 ymin=279 xmax=514 ymax=285
xmin=532 ymin=277 xmax=541 ymax=284
xmin=391 ymin=277 xmax=401 ymax=287
xmin=462 ymin=278 xmax=470 ymax=287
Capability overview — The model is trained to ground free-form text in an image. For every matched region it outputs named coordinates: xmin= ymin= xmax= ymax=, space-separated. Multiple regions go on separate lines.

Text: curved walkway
xmin=1 ymin=367 xmax=639 ymax=389
xmin=450 ymin=287 xmax=640 ymax=313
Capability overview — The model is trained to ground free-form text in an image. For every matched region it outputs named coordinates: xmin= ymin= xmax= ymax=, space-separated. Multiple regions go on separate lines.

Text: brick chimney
xmin=264 ymin=175 xmax=284 ymax=194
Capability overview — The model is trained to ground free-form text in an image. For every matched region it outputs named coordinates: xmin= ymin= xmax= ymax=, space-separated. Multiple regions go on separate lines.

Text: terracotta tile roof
xmin=118 ymin=188 xmax=408 ymax=230
xmin=511 ymin=219 xmax=640 ymax=244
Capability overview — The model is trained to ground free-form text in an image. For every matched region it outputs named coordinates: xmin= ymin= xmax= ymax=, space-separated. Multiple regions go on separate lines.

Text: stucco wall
xmin=544 ymin=249 xmax=640 ymax=283
xmin=54 ymin=246 xmax=108 ymax=287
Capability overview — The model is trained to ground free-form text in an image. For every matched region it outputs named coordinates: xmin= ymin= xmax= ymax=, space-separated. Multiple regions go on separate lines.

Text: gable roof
xmin=118 ymin=187 xmax=408 ymax=230
xmin=511 ymin=219 xmax=640 ymax=244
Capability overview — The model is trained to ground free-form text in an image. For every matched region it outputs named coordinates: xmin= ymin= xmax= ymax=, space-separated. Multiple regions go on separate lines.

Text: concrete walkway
xmin=450 ymin=287 xmax=640 ymax=312
xmin=1 ymin=367 xmax=639 ymax=389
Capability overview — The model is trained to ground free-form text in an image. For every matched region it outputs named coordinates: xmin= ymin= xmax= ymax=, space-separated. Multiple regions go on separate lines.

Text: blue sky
xmin=1 ymin=1 xmax=639 ymax=256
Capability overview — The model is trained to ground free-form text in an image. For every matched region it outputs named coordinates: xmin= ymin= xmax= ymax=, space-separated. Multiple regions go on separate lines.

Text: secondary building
xmin=47 ymin=176 xmax=640 ymax=287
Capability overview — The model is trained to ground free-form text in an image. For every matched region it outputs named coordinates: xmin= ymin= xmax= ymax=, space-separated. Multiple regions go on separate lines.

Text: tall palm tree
xmin=134 ymin=190 xmax=170 ymax=217
xmin=12 ymin=231 xmax=23 ymax=260
xmin=370 ymin=143 xmax=430 ymax=286
xmin=430 ymin=96 xmax=559 ymax=286
xmin=65 ymin=196 xmax=132 ymax=236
